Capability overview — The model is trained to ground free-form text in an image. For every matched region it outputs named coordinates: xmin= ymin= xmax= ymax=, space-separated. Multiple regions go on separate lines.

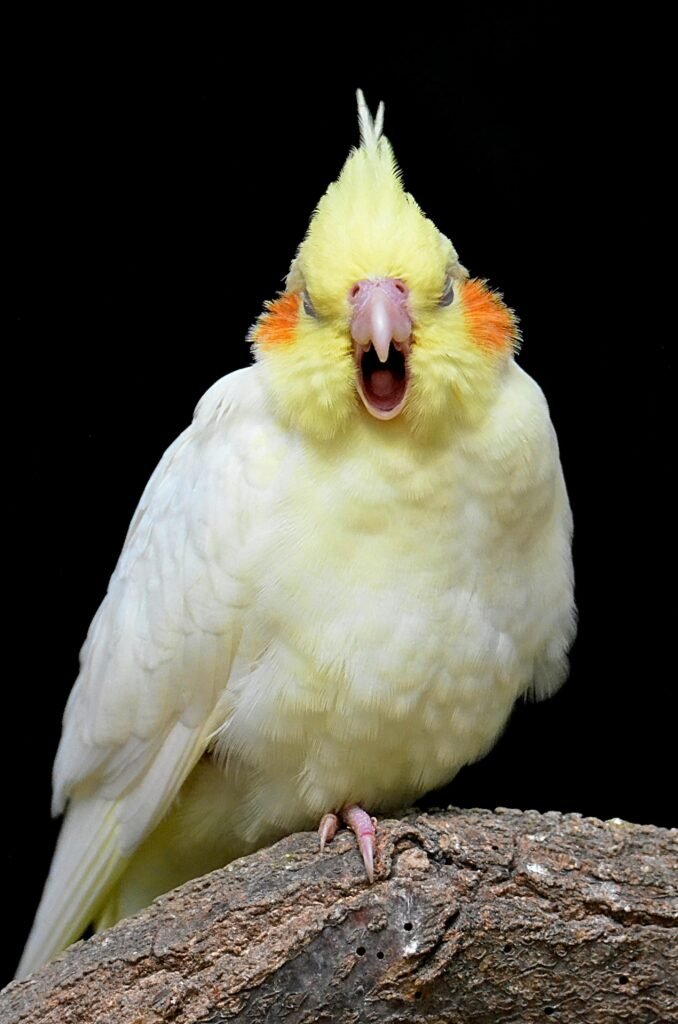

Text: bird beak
xmin=349 ymin=278 xmax=413 ymax=419
xmin=350 ymin=278 xmax=412 ymax=362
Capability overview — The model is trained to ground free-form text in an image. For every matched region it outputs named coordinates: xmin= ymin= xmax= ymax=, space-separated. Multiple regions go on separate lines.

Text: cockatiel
xmin=17 ymin=91 xmax=575 ymax=979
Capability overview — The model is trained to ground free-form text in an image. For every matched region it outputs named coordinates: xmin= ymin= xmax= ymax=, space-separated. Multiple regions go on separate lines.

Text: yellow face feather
xmin=253 ymin=94 xmax=519 ymax=441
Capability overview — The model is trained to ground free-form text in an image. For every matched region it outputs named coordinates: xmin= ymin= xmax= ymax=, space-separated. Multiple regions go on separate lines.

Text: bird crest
xmin=287 ymin=90 xmax=463 ymax=308
xmin=356 ymin=88 xmax=384 ymax=151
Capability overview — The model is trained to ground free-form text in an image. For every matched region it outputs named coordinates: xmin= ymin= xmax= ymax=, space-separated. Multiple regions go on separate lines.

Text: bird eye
xmin=439 ymin=278 xmax=455 ymax=307
xmin=302 ymin=291 xmax=319 ymax=318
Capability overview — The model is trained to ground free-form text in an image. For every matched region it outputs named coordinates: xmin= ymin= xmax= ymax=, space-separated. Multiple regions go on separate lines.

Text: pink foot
xmin=317 ymin=804 xmax=377 ymax=882
xmin=318 ymin=812 xmax=339 ymax=852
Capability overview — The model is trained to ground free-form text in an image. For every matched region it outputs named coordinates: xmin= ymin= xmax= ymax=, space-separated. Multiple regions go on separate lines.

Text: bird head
xmin=252 ymin=91 xmax=519 ymax=441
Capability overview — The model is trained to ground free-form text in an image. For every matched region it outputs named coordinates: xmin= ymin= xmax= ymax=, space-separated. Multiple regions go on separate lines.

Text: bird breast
xmin=208 ymin=367 xmax=567 ymax=842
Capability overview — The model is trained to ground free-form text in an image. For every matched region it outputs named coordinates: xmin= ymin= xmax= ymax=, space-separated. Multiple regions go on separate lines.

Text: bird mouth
xmin=356 ymin=341 xmax=410 ymax=419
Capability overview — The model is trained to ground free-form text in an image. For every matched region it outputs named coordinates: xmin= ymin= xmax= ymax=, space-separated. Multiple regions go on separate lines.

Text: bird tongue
xmin=369 ymin=369 xmax=397 ymax=398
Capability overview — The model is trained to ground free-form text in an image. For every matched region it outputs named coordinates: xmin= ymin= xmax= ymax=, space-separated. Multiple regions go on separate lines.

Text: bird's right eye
xmin=302 ymin=291 xmax=319 ymax=318
xmin=439 ymin=277 xmax=455 ymax=307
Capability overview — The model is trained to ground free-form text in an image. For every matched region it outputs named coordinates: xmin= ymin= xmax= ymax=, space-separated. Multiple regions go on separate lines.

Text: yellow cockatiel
xmin=17 ymin=92 xmax=575 ymax=978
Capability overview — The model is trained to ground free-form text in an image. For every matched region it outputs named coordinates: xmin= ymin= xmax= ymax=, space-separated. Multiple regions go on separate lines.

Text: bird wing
xmin=18 ymin=366 xmax=274 ymax=977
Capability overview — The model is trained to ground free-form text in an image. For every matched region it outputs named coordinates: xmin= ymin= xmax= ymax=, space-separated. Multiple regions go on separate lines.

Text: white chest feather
xmin=210 ymin=363 xmax=574 ymax=844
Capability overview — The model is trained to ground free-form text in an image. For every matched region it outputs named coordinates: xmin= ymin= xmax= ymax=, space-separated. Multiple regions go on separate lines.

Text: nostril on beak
xmin=351 ymin=284 xmax=361 ymax=299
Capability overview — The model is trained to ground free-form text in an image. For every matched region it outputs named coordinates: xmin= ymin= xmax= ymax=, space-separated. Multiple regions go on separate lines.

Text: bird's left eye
xmin=302 ymin=291 xmax=319 ymax=318
xmin=439 ymin=277 xmax=455 ymax=307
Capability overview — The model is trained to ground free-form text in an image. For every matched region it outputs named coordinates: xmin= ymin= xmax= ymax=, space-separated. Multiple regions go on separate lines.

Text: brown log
xmin=2 ymin=807 xmax=676 ymax=1023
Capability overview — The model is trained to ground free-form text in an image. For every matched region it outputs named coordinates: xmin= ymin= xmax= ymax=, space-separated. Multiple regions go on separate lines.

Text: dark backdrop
xmin=7 ymin=11 xmax=673 ymax=985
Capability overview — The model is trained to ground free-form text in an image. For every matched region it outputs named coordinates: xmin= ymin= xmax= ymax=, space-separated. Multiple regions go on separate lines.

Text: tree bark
xmin=2 ymin=807 xmax=676 ymax=1023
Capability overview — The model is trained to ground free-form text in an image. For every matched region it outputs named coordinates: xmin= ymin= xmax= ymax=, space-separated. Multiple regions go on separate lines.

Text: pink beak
xmin=350 ymin=278 xmax=412 ymax=360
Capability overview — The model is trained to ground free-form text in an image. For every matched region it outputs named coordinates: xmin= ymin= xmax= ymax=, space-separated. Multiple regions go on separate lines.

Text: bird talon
xmin=342 ymin=804 xmax=377 ymax=882
xmin=357 ymin=832 xmax=375 ymax=883
xmin=318 ymin=812 xmax=340 ymax=852
xmin=316 ymin=805 xmax=377 ymax=881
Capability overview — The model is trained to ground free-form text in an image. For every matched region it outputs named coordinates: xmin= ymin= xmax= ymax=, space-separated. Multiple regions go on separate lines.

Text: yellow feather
xmin=253 ymin=91 xmax=515 ymax=442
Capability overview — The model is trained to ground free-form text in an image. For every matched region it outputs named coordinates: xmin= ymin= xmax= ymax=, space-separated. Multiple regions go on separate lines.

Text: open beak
xmin=350 ymin=278 xmax=413 ymax=419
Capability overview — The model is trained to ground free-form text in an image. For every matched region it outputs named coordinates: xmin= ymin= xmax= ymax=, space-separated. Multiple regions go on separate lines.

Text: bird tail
xmin=15 ymin=797 xmax=124 ymax=979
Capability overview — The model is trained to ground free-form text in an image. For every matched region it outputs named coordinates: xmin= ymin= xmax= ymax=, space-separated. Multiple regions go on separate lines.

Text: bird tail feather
xmin=15 ymin=797 xmax=124 ymax=979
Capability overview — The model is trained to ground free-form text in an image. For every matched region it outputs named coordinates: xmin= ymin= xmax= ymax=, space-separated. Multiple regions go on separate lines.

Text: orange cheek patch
xmin=461 ymin=279 xmax=517 ymax=352
xmin=255 ymin=293 xmax=302 ymax=347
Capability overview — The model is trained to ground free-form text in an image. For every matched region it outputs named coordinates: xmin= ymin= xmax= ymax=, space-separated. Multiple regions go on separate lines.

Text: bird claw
xmin=317 ymin=804 xmax=376 ymax=882
xmin=318 ymin=812 xmax=340 ymax=853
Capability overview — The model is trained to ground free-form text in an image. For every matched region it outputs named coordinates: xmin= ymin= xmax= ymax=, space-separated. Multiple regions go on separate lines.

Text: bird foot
xmin=318 ymin=804 xmax=377 ymax=882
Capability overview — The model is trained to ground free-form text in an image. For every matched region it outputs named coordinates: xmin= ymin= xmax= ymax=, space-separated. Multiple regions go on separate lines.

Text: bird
xmin=17 ymin=90 xmax=576 ymax=979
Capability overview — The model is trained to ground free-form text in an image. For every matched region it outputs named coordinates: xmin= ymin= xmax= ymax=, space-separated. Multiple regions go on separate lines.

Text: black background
xmin=6 ymin=11 xmax=673 ymax=985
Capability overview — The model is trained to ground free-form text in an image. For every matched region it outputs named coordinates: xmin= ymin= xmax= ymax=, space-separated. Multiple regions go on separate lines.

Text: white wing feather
xmin=17 ymin=367 xmax=270 ymax=978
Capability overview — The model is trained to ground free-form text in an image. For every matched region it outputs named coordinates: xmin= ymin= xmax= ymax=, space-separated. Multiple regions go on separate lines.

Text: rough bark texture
xmin=2 ymin=807 xmax=677 ymax=1023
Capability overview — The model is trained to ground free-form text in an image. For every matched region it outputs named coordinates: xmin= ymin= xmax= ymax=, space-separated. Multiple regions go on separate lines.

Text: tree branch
xmin=3 ymin=808 xmax=677 ymax=1023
